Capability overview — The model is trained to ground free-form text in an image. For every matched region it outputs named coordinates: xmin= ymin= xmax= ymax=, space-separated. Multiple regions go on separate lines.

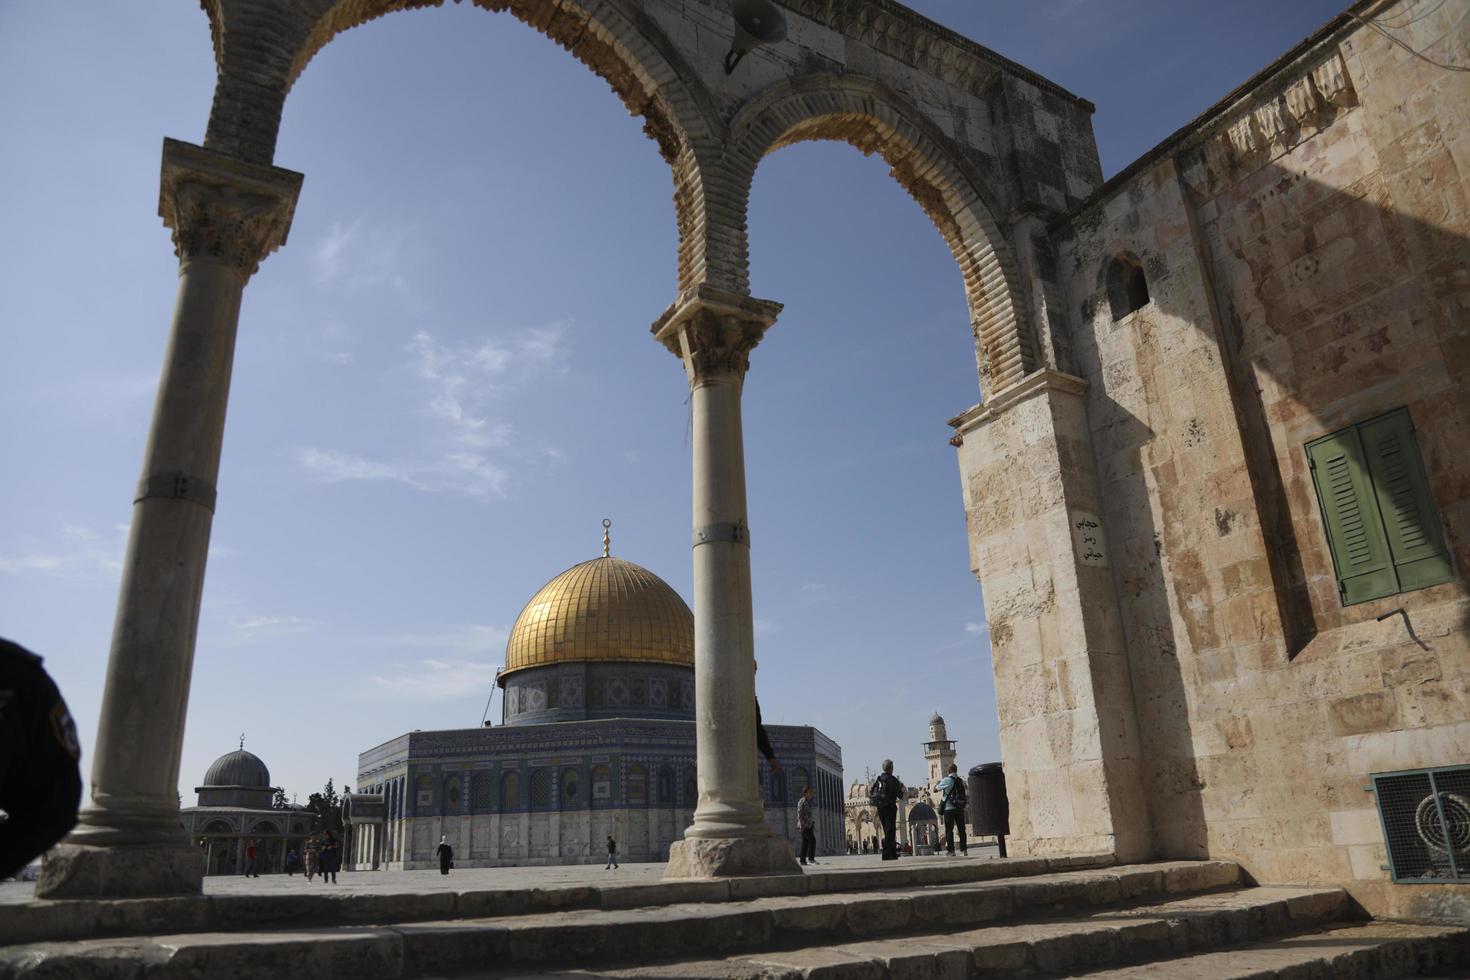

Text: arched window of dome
xmin=793 ymin=767 xmax=810 ymax=803
xmin=561 ymin=768 xmax=579 ymax=809
xmin=626 ymin=764 xmax=647 ymax=806
xmin=684 ymin=769 xmax=698 ymax=807
xmin=1105 ymin=252 xmax=1150 ymax=321
xmin=658 ymin=767 xmax=674 ymax=805
xmin=590 ymin=765 xmax=612 ymax=807
xmin=530 ymin=769 xmax=551 ymax=810
xmin=501 ymin=771 xmax=521 ymax=812
xmin=415 ymin=775 xmax=433 ymax=813
xmin=771 ymin=768 xmax=787 ymax=803
xmin=444 ymin=776 xmax=462 ymax=815
xmin=472 ymin=773 xmax=491 ymax=813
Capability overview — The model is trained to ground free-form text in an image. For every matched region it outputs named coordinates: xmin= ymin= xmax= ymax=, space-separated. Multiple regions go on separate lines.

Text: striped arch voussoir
xmin=714 ymin=78 xmax=1037 ymax=395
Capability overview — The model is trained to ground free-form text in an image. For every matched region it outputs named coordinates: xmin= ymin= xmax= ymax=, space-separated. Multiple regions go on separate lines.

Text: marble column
xmin=36 ymin=139 xmax=301 ymax=899
xmin=655 ymin=285 xmax=800 ymax=878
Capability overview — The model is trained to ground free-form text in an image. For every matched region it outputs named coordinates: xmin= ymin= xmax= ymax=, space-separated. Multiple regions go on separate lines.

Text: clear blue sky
xmin=0 ymin=1 xmax=1347 ymax=807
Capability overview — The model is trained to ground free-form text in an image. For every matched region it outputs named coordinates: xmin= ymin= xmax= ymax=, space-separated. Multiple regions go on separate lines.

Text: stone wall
xmin=1023 ymin=0 xmax=1470 ymax=919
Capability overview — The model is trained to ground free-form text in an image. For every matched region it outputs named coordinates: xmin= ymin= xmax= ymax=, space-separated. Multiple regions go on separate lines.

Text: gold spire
xmin=602 ymin=518 xmax=612 ymax=558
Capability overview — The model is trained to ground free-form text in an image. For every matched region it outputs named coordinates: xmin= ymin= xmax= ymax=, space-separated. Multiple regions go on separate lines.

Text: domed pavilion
xmin=351 ymin=524 xmax=844 ymax=870
xmin=179 ymin=742 xmax=312 ymax=876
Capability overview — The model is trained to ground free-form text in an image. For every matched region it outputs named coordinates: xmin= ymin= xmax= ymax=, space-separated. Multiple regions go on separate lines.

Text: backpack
xmin=868 ymin=774 xmax=896 ymax=806
xmin=944 ymin=776 xmax=967 ymax=809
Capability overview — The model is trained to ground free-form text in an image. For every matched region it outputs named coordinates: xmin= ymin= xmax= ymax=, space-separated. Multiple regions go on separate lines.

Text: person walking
xmin=605 ymin=835 xmax=618 ymax=870
xmin=303 ymin=838 xmax=319 ymax=882
xmin=320 ymin=831 xmax=340 ymax=883
xmin=285 ymin=848 xmax=300 ymax=876
xmin=869 ymin=760 xmax=905 ymax=861
xmin=796 ymin=785 xmax=818 ymax=866
xmin=937 ymin=764 xmax=969 ymax=856
xmin=243 ymin=839 xmax=259 ymax=878
xmin=436 ymin=835 xmax=453 ymax=875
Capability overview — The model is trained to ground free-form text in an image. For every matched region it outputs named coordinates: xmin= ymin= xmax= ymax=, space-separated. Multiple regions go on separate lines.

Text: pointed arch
xmin=714 ymin=75 xmax=1038 ymax=395
xmin=198 ymin=0 xmax=721 ymax=292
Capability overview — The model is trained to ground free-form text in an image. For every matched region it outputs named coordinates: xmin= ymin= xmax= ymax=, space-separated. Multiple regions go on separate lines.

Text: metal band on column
xmin=692 ymin=521 xmax=748 ymax=547
xmin=134 ymin=471 xmax=218 ymax=512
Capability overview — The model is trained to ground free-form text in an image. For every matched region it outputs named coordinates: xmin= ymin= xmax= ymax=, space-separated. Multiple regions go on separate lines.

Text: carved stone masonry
xmin=652 ymin=285 xmax=783 ymax=385
xmin=158 ymin=138 xmax=303 ymax=277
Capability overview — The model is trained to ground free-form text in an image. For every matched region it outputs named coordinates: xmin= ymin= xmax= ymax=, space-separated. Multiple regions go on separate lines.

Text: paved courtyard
xmin=0 ymin=847 xmax=999 ymax=906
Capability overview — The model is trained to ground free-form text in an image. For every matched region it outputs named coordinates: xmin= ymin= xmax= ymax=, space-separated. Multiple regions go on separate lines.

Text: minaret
xmin=923 ymin=712 xmax=956 ymax=786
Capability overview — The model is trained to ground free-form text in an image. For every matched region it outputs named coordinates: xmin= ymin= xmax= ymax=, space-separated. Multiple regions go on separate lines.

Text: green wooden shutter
xmin=1307 ymin=429 xmax=1397 ymax=605
xmin=1359 ymin=410 xmax=1454 ymax=592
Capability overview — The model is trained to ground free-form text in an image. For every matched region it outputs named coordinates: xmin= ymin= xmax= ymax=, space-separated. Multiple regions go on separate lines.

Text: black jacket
xmin=0 ymin=639 xmax=82 ymax=879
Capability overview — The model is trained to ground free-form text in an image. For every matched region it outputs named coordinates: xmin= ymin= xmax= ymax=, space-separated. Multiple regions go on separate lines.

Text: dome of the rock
xmin=500 ymin=554 xmax=694 ymax=683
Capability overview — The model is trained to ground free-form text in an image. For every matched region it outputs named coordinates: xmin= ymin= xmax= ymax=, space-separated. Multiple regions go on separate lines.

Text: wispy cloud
xmin=312 ymin=219 xmax=407 ymax=291
xmin=295 ymin=447 xmax=426 ymax=489
xmin=406 ymin=326 xmax=565 ymax=448
xmin=964 ymin=621 xmax=988 ymax=635
xmin=225 ymin=614 xmax=314 ymax=636
xmin=365 ymin=657 xmax=501 ymax=702
xmin=371 ymin=624 xmax=510 ymax=655
xmin=292 ymin=323 xmax=569 ymax=501
xmin=0 ymin=523 xmax=125 ymax=578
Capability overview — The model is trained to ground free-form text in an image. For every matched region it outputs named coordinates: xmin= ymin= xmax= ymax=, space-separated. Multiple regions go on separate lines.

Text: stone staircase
xmin=1 ymin=858 xmax=1465 ymax=978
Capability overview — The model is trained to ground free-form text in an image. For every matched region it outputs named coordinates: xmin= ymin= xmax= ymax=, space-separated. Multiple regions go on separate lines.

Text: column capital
xmin=651 ymin=285 xmax=782 ymax=385
xmin=159 ymin=138 xmax=303 ymax=276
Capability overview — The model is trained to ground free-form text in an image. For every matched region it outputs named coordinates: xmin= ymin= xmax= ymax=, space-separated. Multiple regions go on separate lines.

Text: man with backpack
xmin=868 ymin=760 xmax=905 ymax=861
xmin=937 ymin=763 xmax=968 ymax=856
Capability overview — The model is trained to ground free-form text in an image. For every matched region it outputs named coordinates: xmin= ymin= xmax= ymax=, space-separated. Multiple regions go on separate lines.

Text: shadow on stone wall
xmin=1069 ymin=158 xmax=1469 ymax=869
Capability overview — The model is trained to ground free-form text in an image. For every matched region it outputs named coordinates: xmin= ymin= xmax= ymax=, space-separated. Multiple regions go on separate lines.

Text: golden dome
xmin=500 ymin=555 xmax=694 ymax=682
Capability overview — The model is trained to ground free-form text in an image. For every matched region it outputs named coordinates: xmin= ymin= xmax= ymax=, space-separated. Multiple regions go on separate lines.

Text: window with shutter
xmin=1306 ymin=408 xmax=1454 ymax=606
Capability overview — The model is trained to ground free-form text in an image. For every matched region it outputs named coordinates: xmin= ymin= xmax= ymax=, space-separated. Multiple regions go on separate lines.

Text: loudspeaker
xmin=725 ymin=0 xmax=787 ymax=74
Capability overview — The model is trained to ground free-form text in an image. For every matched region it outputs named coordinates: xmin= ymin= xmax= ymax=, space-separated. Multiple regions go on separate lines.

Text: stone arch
xmin=718 ymin=75 xmax=1038 ymax=395
xmin=198 ymin=0 xmax=721 ymax=290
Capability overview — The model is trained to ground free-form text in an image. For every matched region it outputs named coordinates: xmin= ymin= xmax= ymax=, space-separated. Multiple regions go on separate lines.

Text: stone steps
xmin=2 ymin=861 xmax=1463 ymax=979
xmin=1 ymin=852 xmax=1113 ymax=946
xmin=461 ymin=885 xmax=1370 ymax=979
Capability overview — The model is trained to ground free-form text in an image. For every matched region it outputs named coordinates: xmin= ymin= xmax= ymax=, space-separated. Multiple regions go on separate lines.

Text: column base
xmin=34 ymin=842 xmax=203 ymax=899
xmin=665 ymin=836 xmax=801 ymax=879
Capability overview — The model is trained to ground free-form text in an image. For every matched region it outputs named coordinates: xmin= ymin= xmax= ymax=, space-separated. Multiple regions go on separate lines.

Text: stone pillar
xmin=950 ymin=370 xmax=1151 ymax=861
xmin=655 ymin=285 xmax=800 ymax=878
xmin=36 ymin=140 xmax=301 ymax=899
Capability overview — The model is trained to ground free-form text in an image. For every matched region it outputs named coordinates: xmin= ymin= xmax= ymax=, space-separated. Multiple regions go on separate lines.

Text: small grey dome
xmin=930 ymin=712 xmax=944 ymax=726
xmin=202 ymin=749 xmax=271 ymax=788
xmin=907 ymin=800 xmax=939 ymax=822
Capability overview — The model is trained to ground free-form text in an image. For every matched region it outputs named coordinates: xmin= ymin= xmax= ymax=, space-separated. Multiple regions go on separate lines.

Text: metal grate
xmin=1372 ymin=766 xmax=1470 ymax=883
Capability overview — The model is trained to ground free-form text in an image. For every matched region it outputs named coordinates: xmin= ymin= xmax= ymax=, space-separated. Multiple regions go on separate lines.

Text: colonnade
xmin=34 ymin=139 xmax=795 ymax=897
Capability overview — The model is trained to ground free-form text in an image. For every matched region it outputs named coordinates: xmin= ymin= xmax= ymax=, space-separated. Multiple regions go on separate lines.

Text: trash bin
xmin=968 ymin=762 xmax=1009 ymax=857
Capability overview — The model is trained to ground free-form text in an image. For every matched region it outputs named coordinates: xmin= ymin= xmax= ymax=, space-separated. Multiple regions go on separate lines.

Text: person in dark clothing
xmin=0 ymin=638 xmax=82 ymax=881
xmin=869 ymin=759 xmax=904 ymax=861
xmin=937 ymin=763 xmax=969 ymax=856
xmin=796 ymin=785 xmax=817 ymax=866
xmin=285 ymin=848 xmax=300 ymax=876
xmin=437 ymin=835 xmax=453 ymax=875
xmin=605 ymin=835 xmax=618 ymax=870
xmin=319 ymin=831 xmax=340 ymax=883
xmin=244 ymin=840 xmax=259 ymax=877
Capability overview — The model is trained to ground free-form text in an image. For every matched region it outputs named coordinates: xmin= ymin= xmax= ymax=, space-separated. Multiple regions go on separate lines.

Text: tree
xmin=271 ymin=788 xmax=289 ymax=810
xmin=307 ymin=778 xmax=343 ymax=835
